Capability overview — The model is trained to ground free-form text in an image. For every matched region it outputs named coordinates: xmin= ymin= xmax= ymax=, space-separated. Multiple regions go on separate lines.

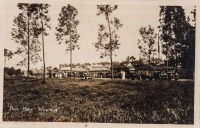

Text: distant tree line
xmin=4 ymin=67 xmax=21 ymax=77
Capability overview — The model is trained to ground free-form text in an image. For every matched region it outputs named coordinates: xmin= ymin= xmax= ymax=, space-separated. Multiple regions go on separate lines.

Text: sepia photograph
xmin=0 ymin=0 xmax=199 ymax=128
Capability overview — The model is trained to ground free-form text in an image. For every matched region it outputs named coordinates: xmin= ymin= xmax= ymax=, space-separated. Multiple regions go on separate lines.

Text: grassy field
xmin=3 ymin=78 xmax=194 ymax=124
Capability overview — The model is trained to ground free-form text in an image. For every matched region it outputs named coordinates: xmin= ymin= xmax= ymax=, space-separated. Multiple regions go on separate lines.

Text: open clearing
xmin=3 ymin=78 xmax=194 ymax=123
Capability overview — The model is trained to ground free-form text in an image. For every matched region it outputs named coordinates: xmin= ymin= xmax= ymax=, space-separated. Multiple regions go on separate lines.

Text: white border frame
xmin=0 ymin=0 xmax=199 ymax=128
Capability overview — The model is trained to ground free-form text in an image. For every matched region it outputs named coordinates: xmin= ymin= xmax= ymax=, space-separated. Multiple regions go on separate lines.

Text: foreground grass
xmin=3 ymin=78 xmax=194 ymax=123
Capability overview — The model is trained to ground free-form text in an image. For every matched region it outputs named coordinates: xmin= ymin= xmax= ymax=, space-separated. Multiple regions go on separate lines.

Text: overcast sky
xmin=1 ymin=0 xmax=195 ymax=70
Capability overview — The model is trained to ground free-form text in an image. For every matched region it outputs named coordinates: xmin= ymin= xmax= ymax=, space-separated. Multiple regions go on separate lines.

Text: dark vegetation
xmin=3 ymin=79 xmax=194 ymax=123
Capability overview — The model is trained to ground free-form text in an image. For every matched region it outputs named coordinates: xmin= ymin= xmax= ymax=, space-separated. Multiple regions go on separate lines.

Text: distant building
xmin=60 ymin=67 xmax=88 ymax=77
xmin=88 ymin=64 xmax=110 ymax=77
xmin=89 ymin=64 xmax=109 ymax=71
xmin=61 ymin=67 xmax=88 ymax=72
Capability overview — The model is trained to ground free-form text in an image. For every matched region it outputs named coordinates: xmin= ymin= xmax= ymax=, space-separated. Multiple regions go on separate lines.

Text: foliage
xmin=4 ymin=49 xmax=14 ymax=62
xmin=94 ymin=5 xmax=123 ymax=79
xmin=179 ymin=7 xmax=195 ymax=78
xmin=137 ymin=25 xmax=157 ymax=64
xmin=11 ymin=3 xmax=42 ymax=67
xmin=159 ymin=6 xmax=195 ymax=78
xmin=55 ymin=4 xmax=80 ymax=75
xmin=129 ymin=56 xmax=136 ymax=62
xmin=94 ymin=5 xmax=123 ymax=58
xmin=36 ymin=4 xmax=51 ymax=35
xmin=159 ymin=6 xmax=189 ymax=68
xmin=120 ymin=56 xmax=136 ymax=67
xmin=55 ymin=4 xmax=80 ymax=52
xmin=4 ymin=67 xmax=21 ymax=76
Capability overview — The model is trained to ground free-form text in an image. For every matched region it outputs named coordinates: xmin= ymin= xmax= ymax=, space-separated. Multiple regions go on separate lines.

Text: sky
xmin=0 ymin=0 xmax=196 ymax=70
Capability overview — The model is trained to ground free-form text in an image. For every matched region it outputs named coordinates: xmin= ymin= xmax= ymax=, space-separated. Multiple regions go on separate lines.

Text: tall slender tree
xmin=34 ymin=4 xmax=51 ymax=83
xmin=40 ymin=4 xmax=51 ymax=83
xmin=55 ymin=4 xmax=80 ymax=76
xmin=94 ymin=5 xmax=123 ymax=79
xmin=137 ymin=25 xmax=157 ymax=65
xmin=11 ymin=3 xmax=42 ymax=79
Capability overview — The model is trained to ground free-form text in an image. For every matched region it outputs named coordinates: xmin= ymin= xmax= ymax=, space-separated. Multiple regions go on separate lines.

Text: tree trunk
xmin=110 ymin=50 xmax=113 ymax=79
xmin=107 ymin=14 xmax=113 ymax=79
xmin=27 ymin=13 xmax=30 ymax=79
xmin=149 ymin=41 xmax=151 ymax=65
xmin=70 ymin=46 xmax=72 ymax=77
xmin=41 ymin=13 xmax=46 ymax=84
